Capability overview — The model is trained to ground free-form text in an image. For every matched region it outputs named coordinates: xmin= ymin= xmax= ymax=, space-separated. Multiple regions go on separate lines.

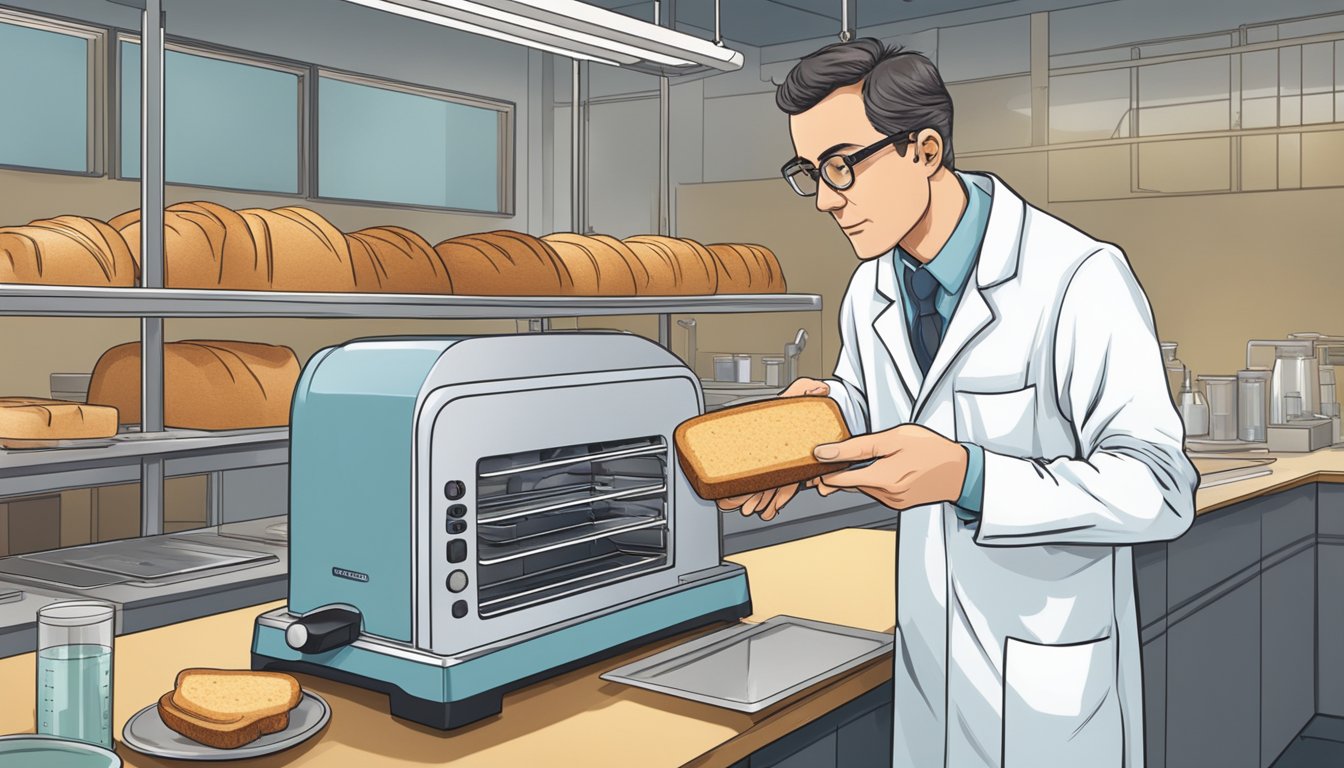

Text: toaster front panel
xmin=418 ymin=373 xmax=715 ymax=656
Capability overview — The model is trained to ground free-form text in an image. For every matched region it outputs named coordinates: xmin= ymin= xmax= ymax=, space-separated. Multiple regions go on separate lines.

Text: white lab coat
xmin=824 ymin=172 xmax=1198 ymax=768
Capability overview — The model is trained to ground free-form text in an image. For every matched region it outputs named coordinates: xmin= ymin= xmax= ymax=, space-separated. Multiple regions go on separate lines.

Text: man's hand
xmin=806 ymin=424 xmax=968 ymax=511
xmin=715 ymin=377 xmax=830 ymax=521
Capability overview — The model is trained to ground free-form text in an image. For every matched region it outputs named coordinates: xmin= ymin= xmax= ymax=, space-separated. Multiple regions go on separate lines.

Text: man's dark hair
xmin=776 ymin=38 xmax=955 ymax=168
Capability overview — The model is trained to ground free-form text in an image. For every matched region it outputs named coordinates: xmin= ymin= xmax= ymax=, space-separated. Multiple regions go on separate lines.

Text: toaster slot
xmin=474 ymin=435 xmax=671 ymax=619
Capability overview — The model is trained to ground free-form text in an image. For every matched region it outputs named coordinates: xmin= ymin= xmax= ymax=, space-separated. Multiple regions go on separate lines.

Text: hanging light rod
xmin=342 ymin=0 xmax=744 ymax=74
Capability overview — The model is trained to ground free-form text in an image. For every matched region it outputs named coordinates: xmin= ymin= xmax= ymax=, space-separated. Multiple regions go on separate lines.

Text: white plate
xmin=120 ymin=689 xmax=329 ymax=761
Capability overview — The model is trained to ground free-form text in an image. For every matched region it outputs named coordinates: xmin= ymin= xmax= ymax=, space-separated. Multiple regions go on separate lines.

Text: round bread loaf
xmin=707 ymin=243 xmax=760 ymax=293
xmin=434 ymin=231 xmax=570 ymax=295
xmin=620 ymin=237 xmax=683 ymax=296
xmin=0 ymin=216 xmax=137 ymax=287
xmin=239 ymin=207 xmax=355 ymax=292
xmin=113 ymin=202 xmax=265 ymax=290
xmin=542 ymin=233 xmax=639 ymax=296
xmin=87 ymin=340 xmax=300 ymax=430
xmin=741 ymin=242 xmax=786 ymax=292
xmin=347 ymin=226 xmax=453 ymax=294
xmin=625 ymin=236 xmax=716 ymax=295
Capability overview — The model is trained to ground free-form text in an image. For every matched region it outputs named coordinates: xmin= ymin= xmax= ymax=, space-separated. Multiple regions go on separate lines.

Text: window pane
xmin=949 ymin=76 xmax=1031 ymax=152
xmin=937 ymin=17 xmax=1029 ymax=82
xmin=1303 ymin=131 xmax=1344 ymax=188
xmin=1137 ymin=138 xmax=1230 ymax=194
xmin=1049 ymin=70 xmax=1131 ymax=143
xmin=121 ymin=42 xmax=300 ymax=193
xmin=0 ymin=21 xmax=88 ymax=172
xmin=318 ymin=76 xmax=501 ymax=212
xmin=1138 ymin=57 xmax=1230 ymax=136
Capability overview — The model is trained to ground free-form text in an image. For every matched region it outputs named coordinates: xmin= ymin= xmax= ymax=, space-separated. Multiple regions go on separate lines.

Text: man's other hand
xmin=715 ymin=377 xmax=830 ymax=521
xmin=806 ymin=424 xmax=968 ymax=511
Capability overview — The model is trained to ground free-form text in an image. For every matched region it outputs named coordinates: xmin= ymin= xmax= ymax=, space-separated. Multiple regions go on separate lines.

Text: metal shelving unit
xmin=0 ymin=0 xmax=820 ymax=536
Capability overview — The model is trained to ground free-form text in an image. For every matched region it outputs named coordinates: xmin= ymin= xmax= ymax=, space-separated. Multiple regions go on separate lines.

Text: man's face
xmin=788 ymin=82 xmax=934 ymax=260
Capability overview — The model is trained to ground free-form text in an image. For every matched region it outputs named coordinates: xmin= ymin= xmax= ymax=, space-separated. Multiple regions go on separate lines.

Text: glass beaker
xmin=762 ymin=357 xmax=785 ymax=388
xmin=37 ymin=600 xmax=114 ymax=749
xmin=1200 ymin=375 xmax=1238 ymax=440
xmin=1238 ymin=371 xmax=1268 ymax=442
xmin=713 ymin=355 xmax=734 ymax=382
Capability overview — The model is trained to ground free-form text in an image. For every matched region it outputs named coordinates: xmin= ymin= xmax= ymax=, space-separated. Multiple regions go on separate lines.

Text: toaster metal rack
xmin=250 ymin=334 xmax=753 ymax=728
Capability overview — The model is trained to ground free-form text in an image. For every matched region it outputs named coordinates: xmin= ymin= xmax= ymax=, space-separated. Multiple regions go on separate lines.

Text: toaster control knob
xmin=452 ymin=600 xmax=469 ymax=619
xmin=444 ymin=481 xmax=466 ymax=500
xmin=447 ymin=504 xmax=467 ymax=519
xmin=447 ymin=570 xmax=469 ymax=593
xmin=285 ymin=607 xmax=361 ymax=654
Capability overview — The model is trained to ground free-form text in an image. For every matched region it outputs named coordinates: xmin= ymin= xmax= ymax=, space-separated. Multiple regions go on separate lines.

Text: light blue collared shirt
xmin=892 ymin=172 xmax=990 ymax=522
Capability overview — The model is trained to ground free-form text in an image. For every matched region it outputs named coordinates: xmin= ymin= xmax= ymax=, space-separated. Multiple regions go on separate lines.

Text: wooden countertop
xmin=1195 ymin=446 xmax=1344 ymax=515
xmin=0 ymin=529 xmax=897 ymax=768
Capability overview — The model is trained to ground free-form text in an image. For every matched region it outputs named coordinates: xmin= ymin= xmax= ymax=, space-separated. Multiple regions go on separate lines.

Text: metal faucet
xmin=784 ymin=329 xmax=807 ymax=384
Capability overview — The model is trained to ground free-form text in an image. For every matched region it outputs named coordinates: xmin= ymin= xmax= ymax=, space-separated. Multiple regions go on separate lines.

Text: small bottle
xmin=1179 ymin=368 xmax=1209 ymax=437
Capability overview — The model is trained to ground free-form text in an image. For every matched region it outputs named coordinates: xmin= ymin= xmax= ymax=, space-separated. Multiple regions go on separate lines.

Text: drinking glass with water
xmin=36 ymin=600 xmax=115 ymax=749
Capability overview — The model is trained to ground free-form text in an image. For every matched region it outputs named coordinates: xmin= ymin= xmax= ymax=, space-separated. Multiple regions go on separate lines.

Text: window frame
xmin=113 ymin=31 xmax=309 ymax=197
xmin=0 ymin=7 xmax=105 ymax=177
xmin=313 ymin=68 xmax=516 ymax=216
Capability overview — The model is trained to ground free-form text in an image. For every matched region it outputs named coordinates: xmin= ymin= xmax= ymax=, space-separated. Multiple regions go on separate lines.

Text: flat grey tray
xmin=601 ymin=615 xmax=892 ymax=713
xmin=121 ymin=689 xmax=329 ymax=761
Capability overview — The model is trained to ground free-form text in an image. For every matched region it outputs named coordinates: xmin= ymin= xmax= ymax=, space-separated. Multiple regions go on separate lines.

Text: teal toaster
xmin=252 ymin=333 xmax=751 ymax=728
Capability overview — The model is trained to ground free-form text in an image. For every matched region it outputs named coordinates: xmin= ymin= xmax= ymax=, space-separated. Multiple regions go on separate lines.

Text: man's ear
xmin=915 ymin=128 xmax=943 ymax=177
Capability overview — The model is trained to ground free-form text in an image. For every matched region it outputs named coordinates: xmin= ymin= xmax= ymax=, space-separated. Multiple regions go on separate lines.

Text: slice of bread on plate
xmin=674 ymin=396 xmax=852 ymax=500
xmin=157 ymin=668 xmax=302 ymax=749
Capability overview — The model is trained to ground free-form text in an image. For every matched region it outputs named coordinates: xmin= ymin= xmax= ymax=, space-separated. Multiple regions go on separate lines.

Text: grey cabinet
xmin=1320 ymin=485 xmax=1344 ymax=716
xmin=747 ymin=683 xmax=892 ymax=768
xmin=1261 ymin=548 xmax=1316 ymax=767
xmin=1167 ymin=578 xmax=1261 ymax=768
xmin=1143 ymin=635 xmax=1167 ymax=768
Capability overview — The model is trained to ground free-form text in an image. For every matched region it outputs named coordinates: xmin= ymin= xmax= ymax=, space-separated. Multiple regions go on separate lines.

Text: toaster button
xmin=452 ymin=600 xmax=469 ymax=619
xmin=447 ymin=520 xmax=467 ymax=535
xmin=447 ymin=504 xmax=467 ymax=519
xmin=444 ymin=480 xmax=466 ymax=500
xmin=447 ymin=539 xmax=467 ymax=563
xmin=447 ymin=570 xmax=469 ymax=593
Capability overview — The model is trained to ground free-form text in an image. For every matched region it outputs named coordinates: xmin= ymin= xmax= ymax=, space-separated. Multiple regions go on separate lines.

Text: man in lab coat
xmin=717 ymin=38 xmax=1198 ymax=767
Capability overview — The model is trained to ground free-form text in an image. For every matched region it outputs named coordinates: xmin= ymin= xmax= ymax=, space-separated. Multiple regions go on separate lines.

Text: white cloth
xmin=824 ymin=172 xmax=1197 ymax=768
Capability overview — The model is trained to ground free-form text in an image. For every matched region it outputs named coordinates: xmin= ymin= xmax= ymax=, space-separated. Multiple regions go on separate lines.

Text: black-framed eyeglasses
xmin=780 ymin=133 xmax=914 ymax=197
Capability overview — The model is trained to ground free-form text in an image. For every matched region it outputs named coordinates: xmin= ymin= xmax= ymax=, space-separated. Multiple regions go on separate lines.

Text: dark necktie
xmin=904 ymin=265 xmax=943 ymax=376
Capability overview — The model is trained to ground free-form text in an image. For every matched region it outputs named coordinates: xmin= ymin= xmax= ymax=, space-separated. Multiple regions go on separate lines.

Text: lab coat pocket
xmin=953 ymin=386 xmax=1038 ymax=456
xmin=1003 ymin=634 xmax=1122 ymax=768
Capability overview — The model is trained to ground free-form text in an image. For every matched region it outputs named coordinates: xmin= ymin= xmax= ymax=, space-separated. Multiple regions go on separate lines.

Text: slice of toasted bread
xmin=157 ymin=668 xmax=302 ymax=749
xmin=674 ymin=397 xmax=852 ymax=500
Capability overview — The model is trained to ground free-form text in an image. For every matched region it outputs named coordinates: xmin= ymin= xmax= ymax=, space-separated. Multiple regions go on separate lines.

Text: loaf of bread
xmin=707 ymin=243 xmax=787 ymax=294
xmin=0 ymin=216 xmax=137 ymax=287
xmin=239 ymin=207 xmax=355 ymax=293
xmin=541 ymin=233 xmax=640 ymax=296
xmin=675 ymin=397 xmax=851 ymax=499
xmin=110 ymin=202 xmax=267 ymax=290
xmin=157 ymin=668 xmax=302 ymax=749
xmin=347 ymin=226 xmax=453 ymax=294
xmin=623 ymin=236 xmax=718 ymax=295
xmin=434 ymin=231 xmax=574 ymax=295
xmin=87 ymin=340 xmax=300 ymax=430
xmin=0 ymin=397 xmax=119 ymax=442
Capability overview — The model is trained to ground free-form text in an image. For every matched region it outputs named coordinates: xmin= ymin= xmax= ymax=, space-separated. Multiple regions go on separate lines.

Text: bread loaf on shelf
xmin=623 ymin=235 xmax=718 ymax=295
xmin=674 ymin=397 xmax=851 ymax=500
xmin=111 ymin=202 xmax=267 ymax=290
xmin=0 ymin=397 xmax=119 ymax=442
xmin=707 ymin=243 xmax=786 ymax=294
xmin=434 ymin=231 xmax=574 ymax=295
xmin=347 ymin=226 xmax=453 ymax=294
xmin=239 ymin=207 xmax=356 ymax=292
xmin=541 ymin=233 xmax=640 ymax=296
xmin=87 ymin=340 xmax=300 ymax=430
xmin=0 ymin=216 xmax=137 ymax=287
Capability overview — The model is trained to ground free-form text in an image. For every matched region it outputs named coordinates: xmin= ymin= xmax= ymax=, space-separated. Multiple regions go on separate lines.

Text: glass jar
xmin=1160 ymin=342 xmax=1185 ymax=404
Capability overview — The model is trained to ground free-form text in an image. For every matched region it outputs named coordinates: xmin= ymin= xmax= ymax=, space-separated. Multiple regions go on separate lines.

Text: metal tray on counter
xmin=600 ymin=615 xmax=892 ymax=713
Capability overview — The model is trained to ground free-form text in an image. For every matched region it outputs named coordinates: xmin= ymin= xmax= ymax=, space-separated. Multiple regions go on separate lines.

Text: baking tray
xmin=600 ymin=615 xmax=892 ymax=713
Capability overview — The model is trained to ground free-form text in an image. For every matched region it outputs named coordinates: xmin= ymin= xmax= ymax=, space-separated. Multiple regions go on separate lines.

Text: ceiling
xmin=584 ymin=0 xmax=1022 ymax=48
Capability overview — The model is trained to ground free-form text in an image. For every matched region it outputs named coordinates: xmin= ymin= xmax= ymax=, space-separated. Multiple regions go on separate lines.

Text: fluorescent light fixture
xmin=342 ymin=0 xmax=744 ymax=74
xmin=344 ymin=0 xmax=621 ymax=65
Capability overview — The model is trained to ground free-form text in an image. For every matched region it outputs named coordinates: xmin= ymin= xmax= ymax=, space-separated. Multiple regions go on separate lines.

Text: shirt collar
xmin=893 ymin=171 xmax=990 ymax=297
